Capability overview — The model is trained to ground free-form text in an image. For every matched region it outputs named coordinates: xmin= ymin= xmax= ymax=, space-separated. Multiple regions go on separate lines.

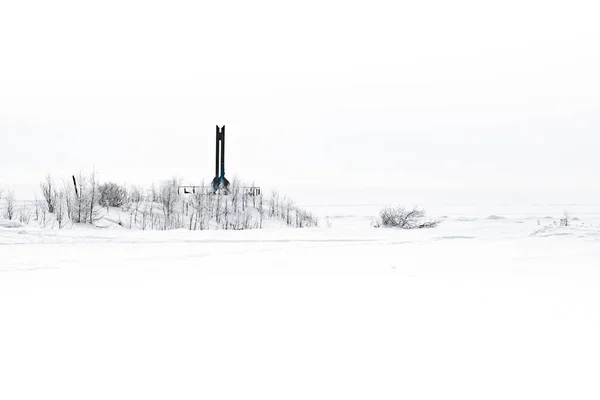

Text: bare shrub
xmin=35 ymin=195 xmax=48 ymax=226
xmin=88 ymin=170 xmax=100 ymax=224
xmin=269 ymin=191 xmax=278 ymax=218
xmin=70 ymin=171 xmax=101 ymax=224
xmin=4 ymin=189 xmax=15 ymax=220
xmin=560 ymin=209 xmax=570 ymax=227
xmin=63 ymin=179 xmax=74 ymax=222
xmin=373 ymin=206 xmax=440 ymax=229
xmin=258 ymin=193 xmax=264 ymax=229
xmin=40 ymin=174 xmax=58 ymax=213
xmin=18 ymin=204 xmax=31 ymax=224
xmin=55 ymin=191 xmax=66 ymax=229
xmin=140 ymin=201 xmax=152 ymax=231
xmin=98 ymin=182 xmax=128 ymax=208
xmin=129 ymin=186 xmax=143 ymax=203
xmin=159 ymin=178 xmax=181 ymax=230
xmin=191 ymin=187 xmax=209 ymax=230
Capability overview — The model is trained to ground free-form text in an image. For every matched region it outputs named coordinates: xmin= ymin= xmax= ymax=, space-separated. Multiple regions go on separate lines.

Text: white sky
xmin=1 ymin=0 xmax=599 ymax=201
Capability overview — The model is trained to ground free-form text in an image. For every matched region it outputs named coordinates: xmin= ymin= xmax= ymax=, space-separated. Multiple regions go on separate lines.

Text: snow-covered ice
xmin=1 ymin=207 xmax=600 ymax=399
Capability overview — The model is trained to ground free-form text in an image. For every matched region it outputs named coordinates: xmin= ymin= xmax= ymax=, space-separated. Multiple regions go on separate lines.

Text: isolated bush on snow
xmin=372 ymin=206 xmax=440 ymax=229
xmin=98 ymin=182 xmax=128 ymax=208
xmin=559 ymin=209 xmax=570 ymax=227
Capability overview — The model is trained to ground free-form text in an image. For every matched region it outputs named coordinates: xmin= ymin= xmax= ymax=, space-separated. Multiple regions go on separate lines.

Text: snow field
xmin=1 ymin=208 xmax=600 ymax=399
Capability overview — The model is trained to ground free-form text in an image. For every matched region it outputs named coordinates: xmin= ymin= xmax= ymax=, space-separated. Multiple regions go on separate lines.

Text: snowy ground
xmin=1 ymin=205 xmax=600 ymax=399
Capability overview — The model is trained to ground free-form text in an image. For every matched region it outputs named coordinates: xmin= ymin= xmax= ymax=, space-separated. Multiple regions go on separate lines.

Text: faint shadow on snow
xmin=528 ymin=225 xmax=600 ymax=239
xmin=454 ymin=217 xmax=478 ymax=222
xmin=0 ymin=219 xmax=24 ymax=229
xmin=0 ymin=265 xmax=59 ymax=273
xmin=434 ymin=235 xmax=476 ymax=241
xmin=0 ymin=220 xmax=29 ymax=239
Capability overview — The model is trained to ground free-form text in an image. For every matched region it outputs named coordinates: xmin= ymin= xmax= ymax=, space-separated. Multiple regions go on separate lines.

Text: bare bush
xmin=71 ymin=173 xmax=87 ymax=223
xmin=140 ymin=201 xmax=152 ymax=231
xmin=34 ymin=195 xmax=47 ymax=226
xmin=4 ymin=189 xmax=15 ymax=220
xmin=373 ymin=206 xmax=440 ymax=229
xmin=18 ymin=204 xmax=31 ymax=225
xmin=88 ymin=170 xmax=99 ymax=223
xmin=40 ymin=174 xmax=58 ymax=213
xmin=258 ymin=193 xmax=264 ymax=229
xmin=191 ymin=187 xmax=209 ymax=230
xmin=55 ymin=191 xmax=66 ymax=229
xmin=159 ymin=178 xmax=181 ymax=230
xmin=560 ymin=209 xmax=570 ymax=227
xmin=70 ymin=172 xmax=101 ymax=224
xmin=129 ymin=186 xmax=143 ymax=203
xmin=99 ymin=182 xmax=128 ymax=208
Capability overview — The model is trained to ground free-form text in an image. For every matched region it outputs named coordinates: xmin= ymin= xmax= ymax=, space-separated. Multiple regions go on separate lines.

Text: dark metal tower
xmin=178 ymin=125 xmax=260 ymax=196
xmin=211 ymin=125 xmax=230 ymax=193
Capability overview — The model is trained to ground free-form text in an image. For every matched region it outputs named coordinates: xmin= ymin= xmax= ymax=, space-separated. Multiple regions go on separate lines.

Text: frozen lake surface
xmin=1 ymin=204 xmax=600 ymax=399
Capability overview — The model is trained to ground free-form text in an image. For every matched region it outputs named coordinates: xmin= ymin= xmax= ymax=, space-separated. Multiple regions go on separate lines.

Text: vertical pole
xmin=72 ymin=175 xmax=79 ymax=198
xmin=220 ymin=126 xmax=225 ymax=178
xmin=215 ymin=125 xmax=220 ymax=179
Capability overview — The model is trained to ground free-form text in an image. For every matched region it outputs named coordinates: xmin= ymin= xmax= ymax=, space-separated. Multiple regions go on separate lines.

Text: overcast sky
xmin=1 ymin=0 xmax=599 ymax=201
